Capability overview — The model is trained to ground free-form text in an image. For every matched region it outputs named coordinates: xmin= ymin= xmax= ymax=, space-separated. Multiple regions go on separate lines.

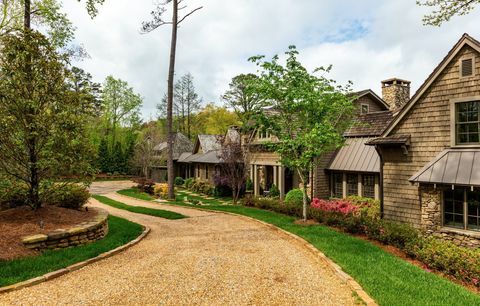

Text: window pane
xmin=333 ymin=173 xmax=343 ymax=198
xmin=444 ymin=189 xmax=465 ymax=229
xmin=362 ymin=175 xmax=375 ymax=199
xmin=456 ymin=101 xmax=480 ymax=144
xmin=467 ymin=191 xmax=480 ymax=231
xmin=347 ymin=174 xmax=358 ymax=196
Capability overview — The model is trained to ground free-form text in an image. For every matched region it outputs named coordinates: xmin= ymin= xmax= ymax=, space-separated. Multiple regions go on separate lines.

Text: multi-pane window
xmin=347 ymin=174 xmax=358 ymax=196
xmin=444 ymin=189 xmax=465 ymax=229
xmin=444 ymin=189 xmax=480 ymax=231
xmin=332 ymin=173 xmax=343 ymax=198
xmin=456 ymin=101 xmax=480 ymax=145
xmin=362 ymin=175 xmax=375 ymax=199
xmin=468 ymin=191 xmax=480 ymax=231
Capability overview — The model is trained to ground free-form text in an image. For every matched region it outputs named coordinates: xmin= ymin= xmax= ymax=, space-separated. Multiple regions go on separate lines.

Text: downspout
xmin=374 ymin=145 xmax=384 ymax=219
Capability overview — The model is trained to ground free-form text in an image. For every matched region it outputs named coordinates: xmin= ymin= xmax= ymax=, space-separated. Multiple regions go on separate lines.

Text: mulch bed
xmin=0 ymin=206 xmax=97 ymax=260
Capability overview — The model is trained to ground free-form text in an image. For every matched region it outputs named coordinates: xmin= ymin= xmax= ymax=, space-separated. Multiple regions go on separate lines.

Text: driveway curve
xmin=0 ymin=188 xmax=357 ymax=305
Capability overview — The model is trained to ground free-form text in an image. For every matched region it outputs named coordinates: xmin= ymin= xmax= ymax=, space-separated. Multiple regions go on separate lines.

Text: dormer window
xmin=360 ymin=104 xmax=369 ymax=114
xmin=455 ymin=101 xmax=480 ymax=145
xmin=460 ymin=57 xmax=474 ymax=78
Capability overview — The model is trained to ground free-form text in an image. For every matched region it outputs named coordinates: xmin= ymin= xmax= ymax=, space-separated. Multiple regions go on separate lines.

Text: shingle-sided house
xmin=313 ymin=85 xmax=408 ymax=200
xmin=368 ymin=34 xmax=480 ymax=247
xmin=150 ymin=132 xmax=194 ymax=182
xmin=177 ymin=127 xmax=242 ymax=184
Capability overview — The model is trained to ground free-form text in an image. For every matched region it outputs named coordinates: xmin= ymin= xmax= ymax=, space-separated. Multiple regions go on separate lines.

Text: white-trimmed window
xmin=332 ymin=173 xmax=343 ymax=198
xmin=455 ymin=101 xmax=480 ymax=145
xmin=362 ymin=175 xmax=375 ymax=199
xmin=346 ymin=174 xmax=358 ymax=196
xmin=444 ymin=188 xmax=480 ymax=231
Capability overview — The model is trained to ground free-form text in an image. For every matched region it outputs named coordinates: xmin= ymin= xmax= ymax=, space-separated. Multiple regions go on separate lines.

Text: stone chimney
xmin=381 ymin=78 xmax=410 ymax=112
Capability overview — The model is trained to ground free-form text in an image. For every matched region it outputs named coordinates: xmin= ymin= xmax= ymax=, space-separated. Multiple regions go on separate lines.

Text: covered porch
xmin=249 ymin=163 xmax=299 ymax=199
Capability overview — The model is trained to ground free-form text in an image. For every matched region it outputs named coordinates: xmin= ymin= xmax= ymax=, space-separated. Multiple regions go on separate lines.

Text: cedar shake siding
xmin=378 ymin=38 xmax=480 ymax=227
xmin=356 ymin=95 xmax=385 ymax=113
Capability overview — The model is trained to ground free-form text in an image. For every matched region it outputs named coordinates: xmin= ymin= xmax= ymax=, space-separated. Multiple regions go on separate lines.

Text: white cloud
xmin=61 ymin=0 xmax=480 ymax=119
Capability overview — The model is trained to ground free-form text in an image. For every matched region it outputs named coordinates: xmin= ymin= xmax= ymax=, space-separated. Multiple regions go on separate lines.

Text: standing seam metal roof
xmin=327 ymin=138 xmax=380 ymax=173
xmin=409 ymin=149 xmax=480 ymax=186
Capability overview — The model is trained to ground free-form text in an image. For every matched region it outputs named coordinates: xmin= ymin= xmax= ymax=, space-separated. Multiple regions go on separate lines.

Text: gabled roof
xmin=409 ymin=149 xmax=480 ymax=187
xmin=382 ymin=33 xmax=480 ymax=136
xmin=344 ymin=111 xmax=393 ymax=137
xmin=194 ymin=135 xmax=222 ymax=154
xmin=153 ymin=132 xmax=194 ymax=160
xmin=352 ymin=89 xmax=390 ymax=110
xmin=327 ymin=137 xmax=380 ymax=173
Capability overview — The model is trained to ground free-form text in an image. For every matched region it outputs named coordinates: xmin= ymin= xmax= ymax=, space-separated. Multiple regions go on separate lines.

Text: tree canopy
xmin=222 ymin=73 xmax=265 ymax=128
xmin=0 ymin=31 xmax=95 ymax=209
xmin=249 ymin=46 xmax=355 ymax=220
xmin=417 ymin=0 xmax=479 ymax=26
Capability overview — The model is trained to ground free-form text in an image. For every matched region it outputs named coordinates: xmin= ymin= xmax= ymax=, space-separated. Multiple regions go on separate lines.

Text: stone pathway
xmin=0 ymin=185 xmax=357 ymax=305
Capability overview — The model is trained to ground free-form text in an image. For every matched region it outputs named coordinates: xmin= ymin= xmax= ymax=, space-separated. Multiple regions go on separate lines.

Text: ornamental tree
xmin=249 ymin=46 xmax=355 ymax=221
xmin=0 ymin=31 xmax=95 ymax=209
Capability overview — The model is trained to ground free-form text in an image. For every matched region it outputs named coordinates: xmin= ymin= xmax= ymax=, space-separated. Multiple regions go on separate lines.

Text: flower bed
xmin=243 ymin=195 xmax=480 ymax=288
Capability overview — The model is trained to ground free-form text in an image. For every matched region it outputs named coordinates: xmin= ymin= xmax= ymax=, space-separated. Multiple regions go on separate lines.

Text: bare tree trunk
xmin=24 ymin=0 xmax=31 ymax=30
xmin=297 ymin=169 xmax=308 ymax=221
xmin=166 ymin=0 xmax=178 ymax=200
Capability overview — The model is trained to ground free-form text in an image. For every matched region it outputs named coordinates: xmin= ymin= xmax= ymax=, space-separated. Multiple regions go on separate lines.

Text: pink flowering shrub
xmin=310 ymin=198 xmax=359 ymax=216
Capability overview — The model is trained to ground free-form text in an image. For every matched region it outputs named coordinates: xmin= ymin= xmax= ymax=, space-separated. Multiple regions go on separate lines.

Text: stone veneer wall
xmin=420 ymin=187 xmax=480 ymax=248
xmin=22 ymin=208 xmax=109 ymax=251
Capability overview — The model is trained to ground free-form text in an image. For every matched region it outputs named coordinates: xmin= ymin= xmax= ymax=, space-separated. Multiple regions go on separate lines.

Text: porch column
xmin=250 ymin=164 xmax=254 ymax=181
xmin=374 ymin=175 xmax=380 ymax=200
xmin=273 ymin=166 xmax=278 ymax=188
xmin=254 ymin=165 xmax=260 ymax=197
xmin=342 ymin=173 xmax=347 ymax=198
xmin=358 ymin=174 xmax=362 ymax=197
xmin=279 ymin=166 xmax=285 ymax=199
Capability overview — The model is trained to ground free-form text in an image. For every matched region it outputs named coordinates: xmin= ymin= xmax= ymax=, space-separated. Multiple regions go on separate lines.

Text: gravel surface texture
xmin=0 ymin=186 xmax=356 ymax=305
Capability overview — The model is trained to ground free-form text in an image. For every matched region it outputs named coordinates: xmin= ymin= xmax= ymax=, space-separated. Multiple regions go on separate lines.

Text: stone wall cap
xmin=439 ymin=227 xmax=480 ymax=239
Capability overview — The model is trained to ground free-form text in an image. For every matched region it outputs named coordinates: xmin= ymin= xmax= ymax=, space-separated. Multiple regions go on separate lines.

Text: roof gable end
xmin=383 ymin=33 xmax=480 ymax=136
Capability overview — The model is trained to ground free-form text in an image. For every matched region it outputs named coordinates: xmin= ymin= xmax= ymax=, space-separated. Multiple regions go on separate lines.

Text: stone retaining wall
xmin=22 ymin=208 xmax=109 ymax=251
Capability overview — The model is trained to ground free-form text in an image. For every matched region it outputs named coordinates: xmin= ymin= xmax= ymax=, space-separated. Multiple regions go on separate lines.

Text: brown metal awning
xmin=327 ymin=138 xmax=380 ymax=173
xmin=409 ymin=149 xmax=480 ymax=186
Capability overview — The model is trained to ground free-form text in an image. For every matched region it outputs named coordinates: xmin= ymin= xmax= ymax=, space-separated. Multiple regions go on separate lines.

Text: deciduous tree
xmin=217 ymin=139 xmax=246 ymax=205
xmin=417 ymin=0 xmax=479 ymax=26
xmin=0 ymin=31 xmax=95 ymax=209
xmin=249 ymin=46 xmax=355 ymax=221
xmin=222 ymin=73 xmax=265 ymax=128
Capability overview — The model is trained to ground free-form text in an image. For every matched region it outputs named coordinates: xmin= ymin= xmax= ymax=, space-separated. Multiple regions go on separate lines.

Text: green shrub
xmin=174 ymin=177 xmax=185 ymax=186
xmin=0 ymin=180 xmax=29 ymax=209
xmin=269 ymin=184 xmax=280 ymax=198
xmin=412 ymin=237 xmax=480 ymax=286
xmin=346 ymin=195 xmax=381 ymax=219
xmin=185 ymin=178 xmax=195 ymax=189
xmin=284 ymin=189 xmax=307 ymax=206
xmin=245 ymin=178 xmax=253 ymax=191
xmin=190 ymin=180 xmax=214 ymax=196
xmin=48 ymin=184 xmax=90 ymax=209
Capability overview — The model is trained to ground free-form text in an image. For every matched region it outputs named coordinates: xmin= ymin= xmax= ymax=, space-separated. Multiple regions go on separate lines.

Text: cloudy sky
xmin=61 ymin=0 xmax=480 ymax=119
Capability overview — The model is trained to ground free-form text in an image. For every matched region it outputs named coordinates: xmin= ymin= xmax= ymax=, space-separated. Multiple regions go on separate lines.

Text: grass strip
xmin=149 ymin=191 xmax=480 ymax=306
xmin=0 ymin=216 xmax=143 ymax=287
xmin=117 ymin=188 xmax=156 ymax=201
xmin=93 ymin=195 xmax=186 ymax=220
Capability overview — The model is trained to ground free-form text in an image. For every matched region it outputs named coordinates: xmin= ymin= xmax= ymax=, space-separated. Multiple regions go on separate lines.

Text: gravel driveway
xmin=0 ymin=189 xmax=357 ymax=305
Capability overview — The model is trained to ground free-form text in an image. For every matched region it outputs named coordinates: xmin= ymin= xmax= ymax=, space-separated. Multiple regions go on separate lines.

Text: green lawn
xmin=93 ymin=195 xmax=186 ymax=220
xmin=0 ymin=216 xmax=143 ymax=287
xmin=118 ymin=188 xmax=480 ymax=306
xmin=117 ymin=188 xmax=157 ymax=201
